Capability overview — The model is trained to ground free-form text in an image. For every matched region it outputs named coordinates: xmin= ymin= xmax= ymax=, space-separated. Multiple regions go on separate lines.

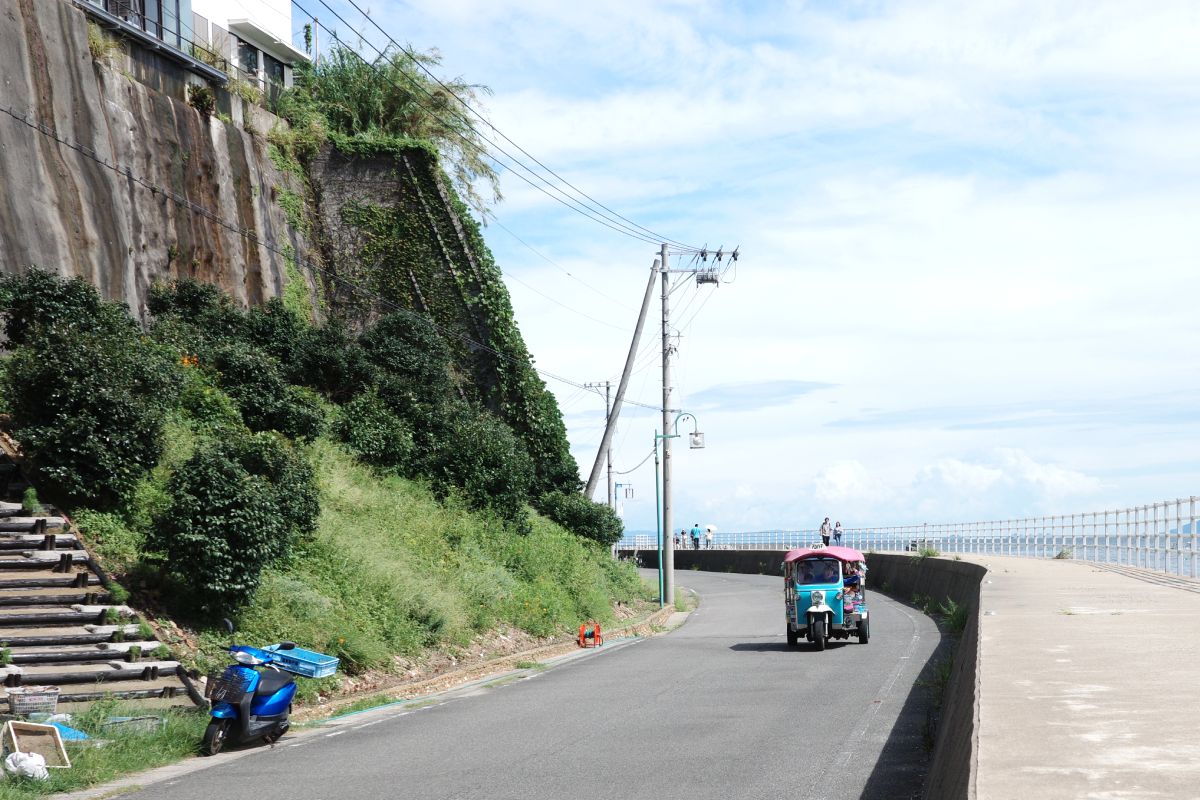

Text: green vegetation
xmin=0 ymin=700 xmax=205 ymax=799
xmin=1054 ymin=547 xmax=1073 ymax=559
xmin=914 ymin=545 xmax=941 ymax=559
xmin=20 ymin=487 xmax=38 ymax=515
xmin=0 ymin=272 xmax=644 ymax=691
xmin=191 ymin=441 xmax=645 ymax=676
xmin=514 ymin=660 xmax=545 ymax=671
xmin=285 ymin=44 xmax=500 ymax=217
xmin=187 ymin=84 xmax=216 ymax=117
xmin=87 ymin=22 xmax=123 ymax=63
xmin=937 ymin=598 xmax=970 ymax=636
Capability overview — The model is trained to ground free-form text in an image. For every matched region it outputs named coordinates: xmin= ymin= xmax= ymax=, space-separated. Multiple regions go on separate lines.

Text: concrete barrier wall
xmin=627 ymin=548 xmax=983 ymax=800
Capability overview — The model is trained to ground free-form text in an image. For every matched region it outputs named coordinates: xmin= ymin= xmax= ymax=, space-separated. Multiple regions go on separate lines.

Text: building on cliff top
xmin=78 ymin=0 xmax=307 ymax=99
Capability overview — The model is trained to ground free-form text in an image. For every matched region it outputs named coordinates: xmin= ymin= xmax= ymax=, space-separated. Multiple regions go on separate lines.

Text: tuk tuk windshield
xmin=794 ymin=558 xmax=841 ymax=586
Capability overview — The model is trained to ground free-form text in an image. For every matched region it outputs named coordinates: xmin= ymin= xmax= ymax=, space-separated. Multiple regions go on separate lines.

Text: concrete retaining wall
xmin=627 ymin=548 xmax=983 ymax=799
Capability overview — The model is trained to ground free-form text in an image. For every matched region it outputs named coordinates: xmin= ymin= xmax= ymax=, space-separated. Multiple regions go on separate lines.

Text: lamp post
xmin=655 ymin=412 xmax=705 ymax=607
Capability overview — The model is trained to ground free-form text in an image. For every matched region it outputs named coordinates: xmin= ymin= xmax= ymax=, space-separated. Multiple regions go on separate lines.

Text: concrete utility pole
xmin=584 ymin=260 xmax=660 ymax=500
xmin=660 ymin=243 xmax=675 ymax=608
xmin=584 ymin=381 xmax=615 ymax=509
xmin=604 ymin=381 xmax=613 ymax=508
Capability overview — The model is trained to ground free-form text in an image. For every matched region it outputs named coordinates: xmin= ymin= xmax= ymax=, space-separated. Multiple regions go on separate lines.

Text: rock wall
xmin=0 ymin=0 xmax=317 ymax=318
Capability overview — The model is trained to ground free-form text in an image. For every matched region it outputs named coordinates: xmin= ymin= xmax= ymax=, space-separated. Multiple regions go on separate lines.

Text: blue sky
xmin=307 ymin=0 xmax=1200 ymax=532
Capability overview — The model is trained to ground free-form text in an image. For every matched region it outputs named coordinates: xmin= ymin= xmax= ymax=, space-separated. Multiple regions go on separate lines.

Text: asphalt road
xmin=124 ymin=571 xmax=942 ymax=800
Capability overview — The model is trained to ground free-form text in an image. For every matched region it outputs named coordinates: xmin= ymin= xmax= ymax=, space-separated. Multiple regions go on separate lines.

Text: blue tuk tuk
xmin=783 ymin=545 xmax=869 ymax=650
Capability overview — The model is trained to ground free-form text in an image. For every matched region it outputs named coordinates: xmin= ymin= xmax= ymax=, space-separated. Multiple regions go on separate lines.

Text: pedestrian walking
xmin=819 ymin=517 xmax=831 ymax=546
xmin=833 ymin=521 xmax=843 ymax=545
xmin=690 ymin=522 xmax=702 ymax=550
xmin=704 ymin=525 xmax=714 ymax=549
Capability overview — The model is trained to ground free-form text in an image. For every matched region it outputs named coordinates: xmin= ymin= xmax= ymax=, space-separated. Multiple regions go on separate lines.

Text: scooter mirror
xmin=222 ymin=618 xmax=236 ymax=635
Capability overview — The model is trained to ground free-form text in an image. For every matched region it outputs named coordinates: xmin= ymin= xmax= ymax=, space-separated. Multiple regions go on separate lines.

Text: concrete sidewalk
xmin=968 ymin=555 xmax=1200 ymax=799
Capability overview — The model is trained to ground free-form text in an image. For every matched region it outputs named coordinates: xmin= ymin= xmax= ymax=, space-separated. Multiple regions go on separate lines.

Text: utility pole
xmin=584 ymin=381 xmax=614 ymax=509
xmin=604 ymin=381 xmax=613 ymax=508
xmin=660 ymin=243 xmax=675 ymax=608
xmin=584 ymin=260 xmax=660 ymax=500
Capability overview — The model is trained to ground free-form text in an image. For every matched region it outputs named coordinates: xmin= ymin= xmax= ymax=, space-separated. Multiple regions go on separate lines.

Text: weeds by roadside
xmin=0 ymin=699 xmax=206 ymax=799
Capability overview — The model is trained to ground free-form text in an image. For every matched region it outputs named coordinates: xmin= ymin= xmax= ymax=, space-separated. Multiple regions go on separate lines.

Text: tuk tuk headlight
xmin=811 ymin=590 xmax=824 ymax=606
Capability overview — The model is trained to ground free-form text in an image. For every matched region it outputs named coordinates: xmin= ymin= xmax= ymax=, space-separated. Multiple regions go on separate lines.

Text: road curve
xmin=121 ymin=571 xmax=942 ymax=800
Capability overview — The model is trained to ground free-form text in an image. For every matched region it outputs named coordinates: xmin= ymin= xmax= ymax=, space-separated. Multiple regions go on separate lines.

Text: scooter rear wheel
xmin=202 ymin=718 xmax=231 ymax=756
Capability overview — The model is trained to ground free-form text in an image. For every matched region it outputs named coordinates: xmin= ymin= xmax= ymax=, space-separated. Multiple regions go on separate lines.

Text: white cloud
xmin=813 ymin=460 xmax=875 ymax=505
xmin=363 ymin=0 xmax=1200 ymax=532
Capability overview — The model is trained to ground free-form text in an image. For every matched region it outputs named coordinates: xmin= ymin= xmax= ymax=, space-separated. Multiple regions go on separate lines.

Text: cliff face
xmin=0 ymin=0 xmax=317 ymax=317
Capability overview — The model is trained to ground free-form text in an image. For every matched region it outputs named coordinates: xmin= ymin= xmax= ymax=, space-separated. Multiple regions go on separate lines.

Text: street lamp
xmin=654 ymin=412 xmax=705 ymax=607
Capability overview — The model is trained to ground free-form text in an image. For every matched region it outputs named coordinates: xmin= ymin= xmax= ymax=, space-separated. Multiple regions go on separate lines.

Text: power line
xmin=614 ymin=448 xmax=655 ymax=475
xmin=0 ymin=101 xmax=659 ymax=407
xmin=293 ymin=0 xmax=704 ymax=251
xmin=320 ymin=0 xmax=702 ymax=253
xmin=490 ymin=217 xmax=635 ymax=312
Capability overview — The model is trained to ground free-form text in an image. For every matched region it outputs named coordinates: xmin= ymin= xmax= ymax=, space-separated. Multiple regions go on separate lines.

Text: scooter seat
xmin=254 ymin=669 xmax=293 ymax=698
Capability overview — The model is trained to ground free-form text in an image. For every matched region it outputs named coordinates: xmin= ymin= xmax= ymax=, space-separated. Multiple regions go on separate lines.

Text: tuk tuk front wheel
xmin=857 ymin=619 xmax=870 ymax=644
xmin=812 ymin=619 xmax=827 ymax=651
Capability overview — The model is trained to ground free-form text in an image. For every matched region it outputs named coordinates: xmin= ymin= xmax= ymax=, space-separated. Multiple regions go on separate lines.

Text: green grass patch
xmin=192 ymin=440 xmax=649 ymax=680
xmin=514 ymin=660 xmax=544 ymax=671
xmin=0 ymin=700 xmax=206 ymax=798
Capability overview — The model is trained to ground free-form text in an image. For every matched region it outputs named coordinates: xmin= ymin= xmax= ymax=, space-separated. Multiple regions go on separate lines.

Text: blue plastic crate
xmin=263 ymin=644 xmax=339 ymax=678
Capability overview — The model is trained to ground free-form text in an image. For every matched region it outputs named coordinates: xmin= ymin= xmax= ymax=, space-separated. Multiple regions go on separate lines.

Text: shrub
xmin=424 ymin=407 xmax=532 ymax=526
xmin=188 ymin=83 xmax=216 ymax=116
xmin=533 ymin=490 xmax=624 ymax=546
xmin=1 ymin=325 xmax=181 ymax=509
xmin=359 ymin=311 xmax=454 ymax=405
xmin=148 ymin=432 xmax=318 ymax=614
xmin=331 ymin=391 xmax=414 ymax=472
xmin=0 ymin=268 xmax=131 ymax=347
xmin=288 ymin=320 xmax=374 ymax=402
xmin=210 ymin=342 xmax=324 ymax=440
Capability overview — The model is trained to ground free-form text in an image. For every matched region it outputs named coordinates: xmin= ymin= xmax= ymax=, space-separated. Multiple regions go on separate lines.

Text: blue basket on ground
xmin=263 ymin=644 xmax=339 ymax=678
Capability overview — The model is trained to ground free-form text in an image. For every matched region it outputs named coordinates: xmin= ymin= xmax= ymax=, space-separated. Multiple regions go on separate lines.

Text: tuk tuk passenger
xmin=821 ymin=561 xmax=839 ymax=583
xmin=843 ymin=564 xmax=861 ymax=589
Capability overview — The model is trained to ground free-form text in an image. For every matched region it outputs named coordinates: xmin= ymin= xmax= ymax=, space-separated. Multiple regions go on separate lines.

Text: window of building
xmin=236 ymin=38 xmax=259 ymax=79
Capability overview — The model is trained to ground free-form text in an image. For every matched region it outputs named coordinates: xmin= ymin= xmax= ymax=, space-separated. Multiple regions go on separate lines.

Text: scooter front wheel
xmin=202 ymin=718 xmax=231 ymax=756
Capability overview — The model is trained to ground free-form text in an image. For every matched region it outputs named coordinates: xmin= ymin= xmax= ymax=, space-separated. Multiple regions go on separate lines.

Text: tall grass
xmin=212 ymin=439 xmax=648 ymax=677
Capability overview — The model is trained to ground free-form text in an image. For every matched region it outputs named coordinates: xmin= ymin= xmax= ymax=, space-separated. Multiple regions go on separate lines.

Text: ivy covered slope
xmin=267 ymin=44 xmax=579 ymax=502
xmin=0 ymin=271 xmax=645 ymax=682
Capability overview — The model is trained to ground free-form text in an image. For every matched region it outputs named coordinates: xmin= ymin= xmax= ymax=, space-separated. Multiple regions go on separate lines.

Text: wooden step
xmin=0 ymin=535 xmax=78 ymax=550
xmin=0 ymin=574 xmax=100 ymax=590
xmin=12 ymin=649 xmax=144 ymax=665
xmin=5 ymin=665 xmax=174 ymax=686
xmin=0 ymin=632 xmax=117 ymax=647
xmin=0 ymin=610 xmax=105 ymax=627
xmin=0 ymin=518 xmax=66 ymax=532
xmin=0 ymin=592 xmax=108 ymax=607
xmin=0 ymin=553 xmax=87 ymax=571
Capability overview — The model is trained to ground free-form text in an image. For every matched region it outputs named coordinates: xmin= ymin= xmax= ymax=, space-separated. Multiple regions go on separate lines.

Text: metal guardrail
xmin=617 ymin=495 xmax=1200 ymax=579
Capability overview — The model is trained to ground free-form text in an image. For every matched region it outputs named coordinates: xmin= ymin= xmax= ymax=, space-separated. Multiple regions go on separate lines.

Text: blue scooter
xmin=202 ymin=620 xmax=297 ymax=756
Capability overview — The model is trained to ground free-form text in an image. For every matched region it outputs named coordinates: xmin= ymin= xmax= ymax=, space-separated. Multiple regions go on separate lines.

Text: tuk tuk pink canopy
xmin=783 ymin=546 xmax=866 ymax=564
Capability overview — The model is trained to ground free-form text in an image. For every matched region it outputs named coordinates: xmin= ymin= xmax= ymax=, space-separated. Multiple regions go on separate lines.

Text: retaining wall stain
xmin=0 ymin=0 xmax=315 ymax=317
